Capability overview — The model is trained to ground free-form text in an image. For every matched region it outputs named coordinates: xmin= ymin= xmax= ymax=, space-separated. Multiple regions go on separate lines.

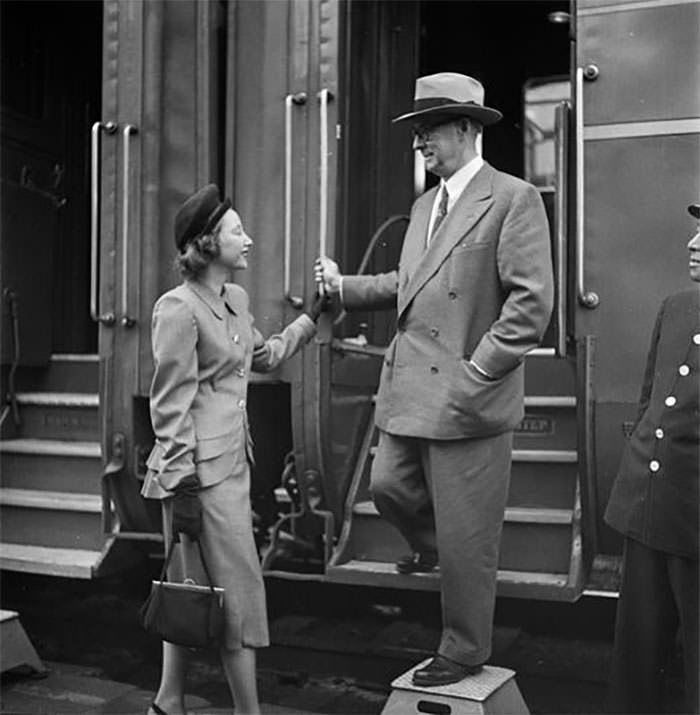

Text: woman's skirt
xmin=161 ymin=465 xmax=269 ymax=650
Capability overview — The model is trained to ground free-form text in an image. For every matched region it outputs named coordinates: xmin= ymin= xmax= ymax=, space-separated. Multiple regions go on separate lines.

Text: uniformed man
xmin=605 ymin=203 xmax=700 ymax=714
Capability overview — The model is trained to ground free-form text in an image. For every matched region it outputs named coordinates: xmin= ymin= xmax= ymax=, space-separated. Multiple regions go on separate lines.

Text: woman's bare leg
xmin=149 ymin=641 xmax=189 ymax=715
xmin=220 ymin=646 xmax=260 ymax=714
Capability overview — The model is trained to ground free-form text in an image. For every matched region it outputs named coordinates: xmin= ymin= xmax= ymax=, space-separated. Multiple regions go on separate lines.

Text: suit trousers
xmin=608 ymin=537 xmax=699 ymax=714
xmin=370 ymin=429 xmax=513 ymax=666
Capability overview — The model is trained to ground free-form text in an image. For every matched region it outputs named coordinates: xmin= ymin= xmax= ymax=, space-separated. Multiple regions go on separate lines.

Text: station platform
xmin=0 ymin=661 xmax=315 ymax=715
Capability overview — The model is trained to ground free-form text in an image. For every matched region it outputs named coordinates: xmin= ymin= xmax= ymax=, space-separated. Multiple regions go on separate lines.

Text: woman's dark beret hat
xmin=174 ymin=184 xmax=232 ymax=252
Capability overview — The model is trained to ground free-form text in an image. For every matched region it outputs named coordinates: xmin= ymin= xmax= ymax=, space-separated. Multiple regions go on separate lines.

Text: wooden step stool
xmin=381 ymin=660 xmax=528 ymax=715
xmin=0 ymin=610 xmax=45 ymax=674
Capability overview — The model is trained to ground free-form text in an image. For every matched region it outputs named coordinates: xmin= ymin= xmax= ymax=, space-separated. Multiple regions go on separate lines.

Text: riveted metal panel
xmin=579 ymin=1 xmax=700 ymax=125
xmin=576 ymin=132 xmax=700 ymax=402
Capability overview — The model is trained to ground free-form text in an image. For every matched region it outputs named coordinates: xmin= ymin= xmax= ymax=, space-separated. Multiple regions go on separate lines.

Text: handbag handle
xmin=158 ymin=538 xmax=219 ymax=596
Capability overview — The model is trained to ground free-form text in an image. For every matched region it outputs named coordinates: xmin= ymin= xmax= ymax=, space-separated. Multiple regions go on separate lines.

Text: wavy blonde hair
xmin=174 ymin=223 xmax=223 ymax=279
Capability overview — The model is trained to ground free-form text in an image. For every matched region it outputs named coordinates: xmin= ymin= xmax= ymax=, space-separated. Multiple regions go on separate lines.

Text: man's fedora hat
xmin=393 ymin=72 xmax=502 ymax=127
xmin=175 ymin=184 xmax=232 ymax=252
xmin=688 ymin=203 xmax=700 ymax=219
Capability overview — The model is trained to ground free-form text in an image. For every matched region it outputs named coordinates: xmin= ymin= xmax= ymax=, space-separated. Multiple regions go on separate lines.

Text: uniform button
xmin=236 ymin=368 xmax=245 ymax=378
xmin=430 ymin=366 xmax=439 ymax=374
xmin=237 ymin=399 xmax=246 ymax=409
xmin=679 ymin=364 xmax=690 ymax=376
xmin=655 ymin=428 xmax=664 ymax=439
xmin=232 ymin=334 xmax=240 ymax=343
xmin=448 ymin=291 xmax=457 ymax=299
xmin=430 ymin=327 xmax=440 ymax=337
xmin=665 ymin=396 xmax=677 ymax=407
xmin=694 ymin=333 xmax=700 ymax=345
xmin=649 ymin=460 xmax=660 ymax=473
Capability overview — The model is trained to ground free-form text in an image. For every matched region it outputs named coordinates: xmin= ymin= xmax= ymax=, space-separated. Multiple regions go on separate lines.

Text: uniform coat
xmin=342 ymin=161 xmax=553 ymax=665
xmin=142 ymin=279 xmax=315 ymax=649
xmin=605 ymin=287 xmax=699 ymax=713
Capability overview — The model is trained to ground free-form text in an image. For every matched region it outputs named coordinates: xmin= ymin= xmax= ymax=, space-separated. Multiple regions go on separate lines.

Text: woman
xmin=142 ymin=184 xmax=325 ymax=715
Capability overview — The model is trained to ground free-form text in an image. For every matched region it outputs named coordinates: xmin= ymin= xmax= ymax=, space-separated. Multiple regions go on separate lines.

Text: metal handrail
xmin=318 ymin=89 xmax=332 ymax=296
xmin=554 ymin=101 xmax=570 ymax=355
xmin=90 ymin=121 xmax=117 ymax=326
xmin=575 ymin=68 xmax=599 ymax=309
xmin=284 ymin=93 xmax=306 ymax=309
xmin=1 ymin=289 xmax=21 ymax=429
xmin=120 ymin=124 xmax=138 ymax=328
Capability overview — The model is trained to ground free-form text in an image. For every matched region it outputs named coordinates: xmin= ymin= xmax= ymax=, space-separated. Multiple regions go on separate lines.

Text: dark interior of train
xmin=338 ymin=0 xmax=570 ymax=345
xmin=1 ymin=1 xmax=102 ymax=363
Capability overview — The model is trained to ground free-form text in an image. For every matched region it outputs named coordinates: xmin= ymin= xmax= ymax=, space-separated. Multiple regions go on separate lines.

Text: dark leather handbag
xmin=140 ymin=538 xmax=225 ymax=649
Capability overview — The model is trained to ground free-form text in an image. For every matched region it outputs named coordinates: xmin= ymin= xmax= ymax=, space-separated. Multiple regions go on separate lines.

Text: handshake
xmin=305 ymin=256 xmax=343 ymax=321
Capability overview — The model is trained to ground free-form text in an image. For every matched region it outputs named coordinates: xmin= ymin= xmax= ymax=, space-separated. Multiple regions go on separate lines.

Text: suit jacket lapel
xmin=399 ymin=163 xmax=494 ymax=317
xmin=398 ymin=189 xmax=435 ymax=294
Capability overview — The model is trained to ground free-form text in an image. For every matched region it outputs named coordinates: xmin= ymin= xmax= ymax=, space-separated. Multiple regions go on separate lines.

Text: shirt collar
xmin=440 ymin=155 xmax=484 ymax=206
xmin=186 ymin=279 xmax=237 ymax=319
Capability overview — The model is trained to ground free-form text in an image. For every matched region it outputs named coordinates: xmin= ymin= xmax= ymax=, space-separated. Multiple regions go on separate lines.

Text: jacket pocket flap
xmin=195 ymin=433 xmax=233 ymax=463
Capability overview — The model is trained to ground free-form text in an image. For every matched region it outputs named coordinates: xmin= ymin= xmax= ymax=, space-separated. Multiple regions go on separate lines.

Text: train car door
xmin=574 ymin=0 xmax=700 ymax=574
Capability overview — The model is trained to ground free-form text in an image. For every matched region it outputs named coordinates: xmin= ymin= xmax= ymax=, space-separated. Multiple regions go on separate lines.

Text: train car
xmin=1 ymin=0 xmax=698 ymax=602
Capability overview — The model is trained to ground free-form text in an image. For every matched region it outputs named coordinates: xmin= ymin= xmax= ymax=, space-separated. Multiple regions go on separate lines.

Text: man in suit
xmin=605 ymin=203 xmax=700 ymax=714
xmin=316 ymin=73 xmax=553 ymax=686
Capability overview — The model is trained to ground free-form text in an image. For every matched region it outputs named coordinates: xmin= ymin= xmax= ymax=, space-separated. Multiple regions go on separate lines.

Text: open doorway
xmin=1 ymin=0 xmax=102 ymax=365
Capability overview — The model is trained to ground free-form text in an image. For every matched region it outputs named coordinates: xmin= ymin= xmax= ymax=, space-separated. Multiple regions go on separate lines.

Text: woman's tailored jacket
xmin=141 ymin=280 xmax=315 ymax=499
xmin=605 ymin=287 xmax=700 ymax=559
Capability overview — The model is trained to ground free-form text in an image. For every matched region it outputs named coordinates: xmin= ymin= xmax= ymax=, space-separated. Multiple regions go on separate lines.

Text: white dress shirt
xmin=427 ymin=155 xmax=484 ymax=242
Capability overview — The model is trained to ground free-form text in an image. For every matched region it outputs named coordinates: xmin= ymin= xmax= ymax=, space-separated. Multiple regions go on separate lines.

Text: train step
xmin=13 ymin=354 xmax=100 ymax=394
xmin=349 ymin=500 xmax=575 ymax=574
xmin=0 ymin=543 xmax=104 ymax=578
xmin=14 ymin=392 xmax=99 ymax=441
xmin=325 ymin=560 xmax=576 ymax=601
xmin=0 ymin=487 xmax=107 ymax=551
xmin=0 ymin=438 xmax=101 ymax=494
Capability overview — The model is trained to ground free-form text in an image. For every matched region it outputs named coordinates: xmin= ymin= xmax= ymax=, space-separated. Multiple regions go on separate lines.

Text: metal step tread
xmin=0 ymin=438 xmax=101 ymax=458
xmin=327 ymin=559 xmax=568 ymax=588
xmin=513 ymin=449 xmax=577 ymax=463
xmin=15 ymin=392 xmax=99 ymax=407
xmin=0 ymin=487 xmax=102 ymax=512
xmin=50 ymin=353 xmax=99 ymax=363
xmin=352 ymin=500 xmax=573 ymax=524
xmin=0 ymin=543 xmax=101 ymax=578
xmin=523 ymin=396 xmax=576 ymax=408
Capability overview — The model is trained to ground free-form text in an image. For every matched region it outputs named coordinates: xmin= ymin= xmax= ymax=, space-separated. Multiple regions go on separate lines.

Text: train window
xmin=523 ymin=76 xmax=570 ymax=188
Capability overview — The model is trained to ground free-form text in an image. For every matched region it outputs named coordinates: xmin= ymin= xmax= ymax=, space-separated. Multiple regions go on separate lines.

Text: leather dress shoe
xmin=395 ymin=551 xmax=439 ymax=574
xmin=412 ymin=655 xmax=483 ymax=686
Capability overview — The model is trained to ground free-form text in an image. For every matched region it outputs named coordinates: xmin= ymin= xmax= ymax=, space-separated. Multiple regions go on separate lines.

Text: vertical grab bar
xmin=554 ymin=101 xmax=570 ymax=356
xmin=317 ymin=89 xmax=332 ymax=295
xmin=575 ymin=68 xmax=599 ymax=309
xmin=120 ymin=124 xmax=138 ymax=327
xmin=90 ymin=121 xmax=117 ymax=325
xmin=284 ymin=93 xmax=305 ymax=309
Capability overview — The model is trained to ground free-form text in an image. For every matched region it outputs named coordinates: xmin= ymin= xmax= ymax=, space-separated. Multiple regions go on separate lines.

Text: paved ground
xmin=0 ymin=569 xmax=687 ymax=714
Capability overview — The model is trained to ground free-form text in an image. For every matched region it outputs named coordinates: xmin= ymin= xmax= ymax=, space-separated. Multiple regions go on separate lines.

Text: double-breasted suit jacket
xmin=142 ymin=279 xmax=316 ymax=499
xmin=605 ymin=286 xmax=700 ymax=559
xmin=342 ymin=161 xmax=554 ymax=439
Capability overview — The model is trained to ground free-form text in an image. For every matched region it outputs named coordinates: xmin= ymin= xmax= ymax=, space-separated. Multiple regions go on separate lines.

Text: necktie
xmin=429 ymin=186 xmax=449 ymax=244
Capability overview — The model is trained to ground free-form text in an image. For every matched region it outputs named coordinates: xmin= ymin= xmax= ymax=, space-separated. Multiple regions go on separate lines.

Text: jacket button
xmin=430 ymin=365 xmax=439 ymax=374
xmin=649 ymin=460 xmax=660 ymax=473
xmin=238 ymin=399 xmax=246 ymax=409
xmin=694 ymin=333 xmax=700 ymax=345
xmin=448 ymin=291 xmax=457 ymax=299
xmin=430 ymin=327 xmax=439 ymax=337
xmin=232 ymin=334 xmax=240 ymax=343
xmin=385 ymin=359 xmax=392 ymax=367
xmin=655 ymin=428 xmax=664 ymax=439
xmin=679 ymin=364 xmax=690 ymax=376
xmin=236 ymin=368 xmax=245 ymax=377
xmin=665 ymin=395 xmax=677 ymax=407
